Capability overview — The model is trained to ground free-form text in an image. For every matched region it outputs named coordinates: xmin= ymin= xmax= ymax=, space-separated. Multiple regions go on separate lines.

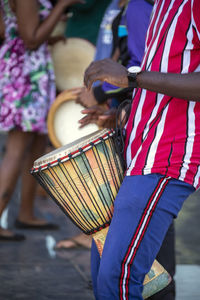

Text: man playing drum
xmin=82 ymin=0 xmax=200 ymax=299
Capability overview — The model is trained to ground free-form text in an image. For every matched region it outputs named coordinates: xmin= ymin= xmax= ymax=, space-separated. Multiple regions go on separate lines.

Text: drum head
xmin=48 ymin=89 xmax=99 ymax=148
xmin=50 ymin=38 xmax=95 ymax=91
xmin=34 ymin=128 xmax=113 ymax=169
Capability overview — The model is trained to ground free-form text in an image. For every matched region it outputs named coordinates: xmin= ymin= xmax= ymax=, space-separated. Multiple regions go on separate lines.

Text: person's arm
xmin=84 ymin=58 xmax=200 ymax=102
xmin=15 ymin=0 xmax=84 ymax=50
xmin=0 ymin=10 xmax=5 ymax=40
xmin=137 ymin=71 xmax=200 ymax=102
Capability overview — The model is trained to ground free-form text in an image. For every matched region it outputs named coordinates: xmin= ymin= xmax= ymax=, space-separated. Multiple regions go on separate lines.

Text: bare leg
xmin=0 ymin=130 xmax=34 ymax=237
xmin=18 ymin=133 xmax=49 ymax=225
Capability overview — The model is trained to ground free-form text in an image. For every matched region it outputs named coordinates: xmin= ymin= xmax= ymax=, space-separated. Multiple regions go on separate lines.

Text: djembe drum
xmin=50 ymin=38 xmax=96 ymax=91
xmin=48 ymin=38 xmax=97 ymax=148
xmin=31 ymin=129 xmax=171 ymax=298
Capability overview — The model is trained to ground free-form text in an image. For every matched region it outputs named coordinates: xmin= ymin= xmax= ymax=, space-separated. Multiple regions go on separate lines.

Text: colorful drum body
xmin=47 ymin=89 xmax=99 ymax=148
xmin=32 ymin=129 xmax=123 ymax=241
xmin=31 ymin=129 xmax=171 ymax=298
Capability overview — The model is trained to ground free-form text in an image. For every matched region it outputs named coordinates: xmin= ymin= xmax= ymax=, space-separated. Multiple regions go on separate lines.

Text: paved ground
xmin=175 ymin=190 xmax=200 ymax=300
xmin=0 ymin=133 xmax=199 ymax=300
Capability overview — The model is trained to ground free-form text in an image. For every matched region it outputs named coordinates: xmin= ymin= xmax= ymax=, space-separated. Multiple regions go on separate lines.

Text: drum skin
xmin=48 ymin=38 xmax=97 ymax=148
xmin=47 ymin=88 xmax=99 ymax=148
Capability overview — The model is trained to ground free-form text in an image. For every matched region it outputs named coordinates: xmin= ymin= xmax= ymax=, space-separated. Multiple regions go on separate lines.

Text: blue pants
xmin=148 ymin=221 xmax=176 ymax=300
xmin=91 ymin=174 xmax=195 ymax=300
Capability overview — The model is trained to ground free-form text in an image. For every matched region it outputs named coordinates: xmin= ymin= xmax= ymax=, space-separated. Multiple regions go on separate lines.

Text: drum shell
xmin=32 ymin=130 xmax=124 ymax=234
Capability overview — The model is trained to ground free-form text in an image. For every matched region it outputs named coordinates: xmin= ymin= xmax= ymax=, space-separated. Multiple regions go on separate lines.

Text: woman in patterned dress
xmin=0 ymin=0 xmax=82 ymax=240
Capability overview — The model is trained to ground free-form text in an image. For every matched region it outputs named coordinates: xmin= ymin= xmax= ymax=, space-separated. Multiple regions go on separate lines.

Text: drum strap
xmin=115 ymin=99 xmax=132 ymax=171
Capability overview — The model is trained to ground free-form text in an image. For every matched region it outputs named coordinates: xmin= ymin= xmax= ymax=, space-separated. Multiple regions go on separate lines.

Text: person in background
xmin=0 ymin=0 xmax=83 ymax=241
xmin=93 ymin=0 xmax=121 ymax=62
xmin=75 ymin=0 xmax=127 ymax=109
xmin=82 ymin=0 xmax=200 ymax=298
xmin=64 ymin=0 xmax=111 ymax=46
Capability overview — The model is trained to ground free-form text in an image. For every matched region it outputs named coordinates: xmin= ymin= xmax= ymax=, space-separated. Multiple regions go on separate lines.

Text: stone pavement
xmin=0 ymin=192 xmax=95 ymax=300
xmin=0 ymin=133 xmax=199 ymax=300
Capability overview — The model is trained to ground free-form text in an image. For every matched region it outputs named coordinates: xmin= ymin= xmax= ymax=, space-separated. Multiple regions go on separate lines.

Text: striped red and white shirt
xmin=125 ymin=0 xmax=200 ymax=189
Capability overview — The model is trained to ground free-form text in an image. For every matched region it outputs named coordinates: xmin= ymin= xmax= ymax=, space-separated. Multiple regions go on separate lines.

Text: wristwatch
xmin=127 ymin=66 xmax=142 ymax=88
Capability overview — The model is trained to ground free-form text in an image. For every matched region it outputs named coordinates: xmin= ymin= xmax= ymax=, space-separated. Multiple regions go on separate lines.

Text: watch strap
xmin=127 ymin=72 xmax=138 ymax=88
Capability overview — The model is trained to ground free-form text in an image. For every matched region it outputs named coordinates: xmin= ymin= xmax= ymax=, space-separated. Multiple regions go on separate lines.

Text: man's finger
xmin=81 ymin=108 xmax=98 ymax=115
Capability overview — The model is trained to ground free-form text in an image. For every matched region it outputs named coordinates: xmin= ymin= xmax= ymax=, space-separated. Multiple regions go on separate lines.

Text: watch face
xmin=128 ymin=66 xmax=141 ymax=73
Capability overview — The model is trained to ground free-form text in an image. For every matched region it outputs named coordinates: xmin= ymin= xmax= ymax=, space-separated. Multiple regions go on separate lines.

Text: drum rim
xmin=31 ymin=128 xmax=115 ymax=172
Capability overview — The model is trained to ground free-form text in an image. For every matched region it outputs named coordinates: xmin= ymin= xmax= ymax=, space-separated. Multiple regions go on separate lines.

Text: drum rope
xmin=115 ymin=99 xmax=132 ymax=171
xmin=79 ymin=149 xmax=113 ymax=220
xmin=46 ymin=165 xmax=95 ymax=231
xmin=39 ymin=168 xmax=90 ymax=232
xmin=92 ymin=139 xmax=120 ymax=202
xmin=89 ymin=146 xmax=115 ymax=216
xmin=58 ymin=160 xmax=100 ymax=230
xmin=100 ymin=138 xmax=121 ymax=193
xmin=107 ymin=136 xmax=125 ymax=183
xmin=69 ymin=154 xmax=107 ymax=226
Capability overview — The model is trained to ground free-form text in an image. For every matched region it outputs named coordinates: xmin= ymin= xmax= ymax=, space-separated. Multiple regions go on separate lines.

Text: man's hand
xmin=97 ymin=108 xmax=117 ymax=128
xmin=84 ymin=58 xmax=129 ymax=90
xmin=76 ymin=87 xmax=98 ymax=108
xmin=79 ymin=105 xmax=117 ymax=129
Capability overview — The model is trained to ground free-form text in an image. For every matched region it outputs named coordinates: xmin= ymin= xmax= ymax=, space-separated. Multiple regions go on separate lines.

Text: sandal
xmin=0 ymin=232 xmax=25 ymax=241
xmin=14 ymin=219 xmax=59 ymax=230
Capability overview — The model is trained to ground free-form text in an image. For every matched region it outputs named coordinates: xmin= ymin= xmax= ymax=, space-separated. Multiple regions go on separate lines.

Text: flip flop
xmin=14 ymin=220 xmax=59 ymax=230
xmin=54 ymin=237 xmax=91 ymax=251
xmin=0 ymin=233 xmax=26 ymax=241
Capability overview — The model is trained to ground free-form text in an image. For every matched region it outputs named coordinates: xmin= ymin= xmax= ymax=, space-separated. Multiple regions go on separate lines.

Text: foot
xmin=16 ymin=217 xmax=50 ymax=226
xmin=0 ymin=227 xmax=15 ymax=237
xmin=0 ymin=227 xmax=25 ymax=241
xmin=55 ymin=233 xmax=92 ymax=250
xmin=15 ymin=218 xmax=59 ymax=230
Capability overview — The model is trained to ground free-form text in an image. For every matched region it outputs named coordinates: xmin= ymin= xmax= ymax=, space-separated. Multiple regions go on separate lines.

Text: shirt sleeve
xmin=126 ymin=0 xmax=153 ymax=68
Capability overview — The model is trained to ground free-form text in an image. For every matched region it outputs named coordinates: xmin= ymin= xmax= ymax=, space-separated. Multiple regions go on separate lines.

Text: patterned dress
xmin=0 ymin=0 xmax=56 ymax=133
